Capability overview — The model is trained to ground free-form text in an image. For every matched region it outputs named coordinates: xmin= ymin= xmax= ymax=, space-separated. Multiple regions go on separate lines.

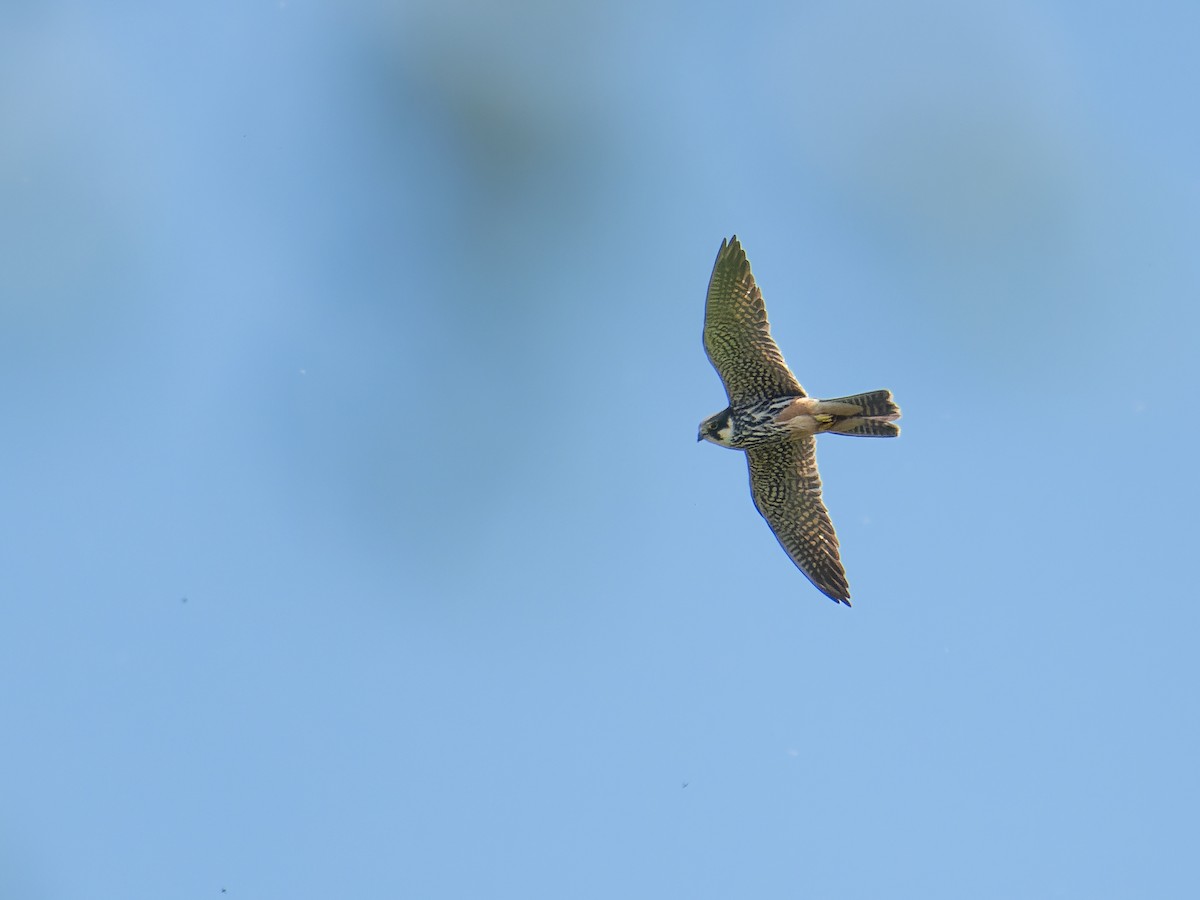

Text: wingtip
xmin=824 ymin=591 xmax=851 ymax=607
xmin=823 ymin=581 xmax=852 ymax=606
xmin=714 ymin=234 xmax=746 ymax=268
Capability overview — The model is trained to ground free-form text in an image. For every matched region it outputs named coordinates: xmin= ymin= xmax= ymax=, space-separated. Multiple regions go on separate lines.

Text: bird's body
xmin=700 ymin=392 xmax=899 ymax=449
xmin=698 ymin=236 xmax=901 ymax=605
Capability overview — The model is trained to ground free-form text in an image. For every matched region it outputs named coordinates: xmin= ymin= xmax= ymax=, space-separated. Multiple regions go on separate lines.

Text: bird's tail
xmin=816 ymin=390 xmax=901 ymax=437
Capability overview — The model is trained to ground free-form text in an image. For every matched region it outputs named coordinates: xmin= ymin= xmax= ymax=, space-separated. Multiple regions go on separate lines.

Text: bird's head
xmin=698 ymin=409 xmax=734 ymax=446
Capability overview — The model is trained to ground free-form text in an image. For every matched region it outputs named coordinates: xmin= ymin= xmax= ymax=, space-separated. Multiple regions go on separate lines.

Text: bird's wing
xmin=703 ymin=236 xmax=804 ymax=405
xmin=746 ymin=437 xmax=850 ymax=604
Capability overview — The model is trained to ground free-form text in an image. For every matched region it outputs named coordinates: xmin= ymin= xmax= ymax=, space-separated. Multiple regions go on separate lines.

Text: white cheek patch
xmin=717 ymin=422 xmax=733 ymax=444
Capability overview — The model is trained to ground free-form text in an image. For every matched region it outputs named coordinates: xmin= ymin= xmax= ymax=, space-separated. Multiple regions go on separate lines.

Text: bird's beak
xmin=696 ymin=432 xmax=703 ymax=442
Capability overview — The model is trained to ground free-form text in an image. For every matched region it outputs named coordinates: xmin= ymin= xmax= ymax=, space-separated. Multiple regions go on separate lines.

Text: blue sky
xmin=3 ymin=1 xmax=1199 ymax=897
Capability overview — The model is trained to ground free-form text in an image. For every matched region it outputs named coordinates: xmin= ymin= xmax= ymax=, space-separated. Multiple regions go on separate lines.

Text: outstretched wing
xmin=703 ymin=236 xmax=804 ymax=405
xmin=746 ymin=437 xmax=850 ymax=604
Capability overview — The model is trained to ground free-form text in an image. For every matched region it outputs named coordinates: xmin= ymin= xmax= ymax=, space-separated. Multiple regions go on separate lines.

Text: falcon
xmin=698 ymin=236 xmax=901 ymax=605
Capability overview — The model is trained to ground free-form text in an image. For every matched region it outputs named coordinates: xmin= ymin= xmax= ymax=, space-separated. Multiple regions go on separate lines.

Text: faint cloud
xmin=780 ymin=0 xmax=1089 ymax=253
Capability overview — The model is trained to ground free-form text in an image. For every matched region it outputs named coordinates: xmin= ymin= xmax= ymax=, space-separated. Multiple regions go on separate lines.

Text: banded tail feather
xmin=817 ymin=390 xmax=901 ymax=438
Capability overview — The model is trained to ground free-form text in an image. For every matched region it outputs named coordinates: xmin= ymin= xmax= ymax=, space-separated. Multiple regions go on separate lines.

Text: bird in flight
xmin=698 ymin=236 xmax=900 ymax=605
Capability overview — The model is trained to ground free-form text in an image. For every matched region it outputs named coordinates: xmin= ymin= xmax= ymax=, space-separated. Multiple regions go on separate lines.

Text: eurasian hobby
xmin=698 ymin=236 xmax=901 ymax=605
